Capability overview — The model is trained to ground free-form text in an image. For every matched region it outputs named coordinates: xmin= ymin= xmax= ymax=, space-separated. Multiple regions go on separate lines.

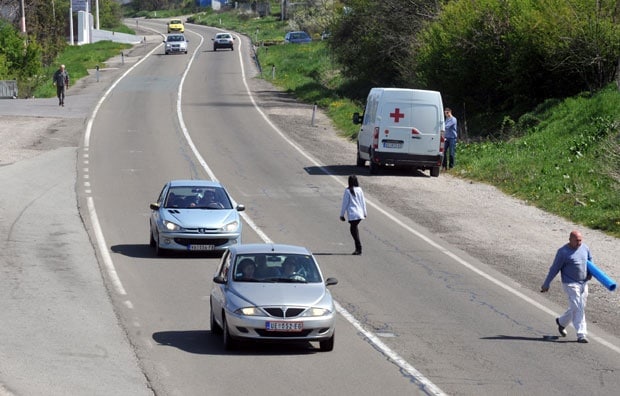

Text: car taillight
xmin=440 ymin=135 xmax=445 ymax=153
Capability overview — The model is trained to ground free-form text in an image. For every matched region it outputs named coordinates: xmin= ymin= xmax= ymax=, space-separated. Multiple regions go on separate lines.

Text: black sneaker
xmin=352 ymin=250 xmax=361 ymax=255
xmin=556 ymin=318 xmax=567 ymax=337
xmin=577 ymin=336 xmax=589 ymax=343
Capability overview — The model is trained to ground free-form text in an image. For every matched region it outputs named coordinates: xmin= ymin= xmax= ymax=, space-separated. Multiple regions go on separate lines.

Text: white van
xmin=353 ymin=88 xmax=445 ymax=176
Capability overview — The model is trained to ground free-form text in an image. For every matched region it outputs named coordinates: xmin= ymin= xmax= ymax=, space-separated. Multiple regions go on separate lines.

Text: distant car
xmin=212 ymin=32 xmax=235 ymax=51
xmin=148 ymin=180 xmax=244 ymax=255
xmin=163 ymin=34 xmax=189 ymax=55
xmin=284 ymin=31 xmax=312 ymax=44
xmin=167 ymin=19 xmax=185 ymax=33
xmin=210 ymin=243 xmax=338 ymax=351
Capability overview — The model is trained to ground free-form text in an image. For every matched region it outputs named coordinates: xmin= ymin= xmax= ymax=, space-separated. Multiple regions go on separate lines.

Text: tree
xmin=328 ymin=0 xmax=441 ymax=97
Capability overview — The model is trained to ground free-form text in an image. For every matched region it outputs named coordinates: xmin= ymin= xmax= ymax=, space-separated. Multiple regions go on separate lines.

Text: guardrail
xmin=0 ymin=80 xmax=18 ymax=98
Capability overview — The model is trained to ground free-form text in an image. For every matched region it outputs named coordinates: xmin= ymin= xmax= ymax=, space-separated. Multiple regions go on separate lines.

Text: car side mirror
xmin=325 ymin=277 xmax=338 ymax=286
xmin=352 ymin=112 xmax=362 ymax=124
xmin=150 ymin=203 xmax=160 ymax=210
xmin=213 ymin=275 xmax=226 ymax=284
xmin=236 ymin=204 xmax=245 ymax=212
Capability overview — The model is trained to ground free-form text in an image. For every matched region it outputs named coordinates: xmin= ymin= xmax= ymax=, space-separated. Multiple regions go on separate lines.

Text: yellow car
xmin=167 ymin=19 xmax=184 ymax=33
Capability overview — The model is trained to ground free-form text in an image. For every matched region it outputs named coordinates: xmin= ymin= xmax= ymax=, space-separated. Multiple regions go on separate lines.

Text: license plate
xmin=266 ymin=321 xmax=303 ymax=332
xmin=383 ymin=141 xmax=403 ymax=148
xmin=188 ymin=244 xmax=215 ymax=251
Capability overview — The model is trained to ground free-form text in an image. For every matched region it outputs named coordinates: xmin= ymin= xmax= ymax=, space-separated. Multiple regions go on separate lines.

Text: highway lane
xmin=83 ymin=20 xmax=620 ymax=395
xmin=83 ymin=22 xmax=431 ymax=395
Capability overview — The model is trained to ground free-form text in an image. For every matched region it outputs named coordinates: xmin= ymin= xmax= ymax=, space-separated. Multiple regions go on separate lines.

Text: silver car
xmin=163 ymin=34 xmax=188 ymax=54
xmin=149 ymin=180 xmax=244 ymax=255
xmin=210 ymin=244 xmax=338 ymax=351
xmin=212 ymin=32 xmax=234 ymax=51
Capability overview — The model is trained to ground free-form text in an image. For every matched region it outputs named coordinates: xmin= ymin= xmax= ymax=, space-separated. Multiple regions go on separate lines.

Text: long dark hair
xmin=348 ymin=175 xmax=359 ymax=197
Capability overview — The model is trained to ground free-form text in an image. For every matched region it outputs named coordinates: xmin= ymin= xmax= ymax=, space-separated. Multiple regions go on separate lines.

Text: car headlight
xmin=163 ymin=220 xmax=181 ymax=231
xmin=302 ymin=307 xmax=331 ymax=317
xmin=235 ymin=307 xmax=261 ymax=316
xmin=223 ymin=220 xmax=239 ymax=232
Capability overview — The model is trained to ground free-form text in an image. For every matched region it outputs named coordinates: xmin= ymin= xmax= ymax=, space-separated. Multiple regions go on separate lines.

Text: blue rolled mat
xmin=587 ymin=260 xmax=617 ymax=292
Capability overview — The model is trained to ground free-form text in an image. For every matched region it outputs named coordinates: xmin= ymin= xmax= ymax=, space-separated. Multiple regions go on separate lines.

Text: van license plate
xmin=383 ymin=141 xmax=403 ymax=149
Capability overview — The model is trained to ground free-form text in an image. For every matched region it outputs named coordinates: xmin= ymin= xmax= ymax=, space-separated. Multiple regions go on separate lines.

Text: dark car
xmin=284 ymin=31 xmax=312 ymax=44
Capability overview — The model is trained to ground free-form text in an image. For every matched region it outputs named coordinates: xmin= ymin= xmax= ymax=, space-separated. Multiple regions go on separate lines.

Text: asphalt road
xmin=1 ymin=18 xmax=619 ymax=396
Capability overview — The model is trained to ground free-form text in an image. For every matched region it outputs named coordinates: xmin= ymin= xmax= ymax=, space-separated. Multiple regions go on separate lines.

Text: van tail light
xmin=440 ymin=135 xmax=445 ymax=153
xmin=372 ymin=127 xmax=379 ymax=149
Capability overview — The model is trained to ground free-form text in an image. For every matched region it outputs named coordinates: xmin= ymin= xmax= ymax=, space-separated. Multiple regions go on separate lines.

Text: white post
xmin=69 ymin=5 xmax=74 ymax=45
xmin=95 ymin=0 xmax=100 ymax=29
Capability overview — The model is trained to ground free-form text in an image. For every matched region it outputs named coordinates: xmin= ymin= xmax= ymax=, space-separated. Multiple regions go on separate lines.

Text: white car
xmin=212 ymin=32 xmax=235 ymax=51
xmin=163 ymin=34 xmax=188 ymax=55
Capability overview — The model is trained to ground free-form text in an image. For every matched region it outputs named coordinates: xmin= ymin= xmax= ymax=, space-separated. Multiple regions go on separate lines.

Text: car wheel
xmin=210 ymin=300 xmax=222 ymax=335
xmin=149 ymin=228 xmax=156 ymax=247
xmin=430 ymin=166 xmax=440 ymax=177
xmin=319 ymin=333 xmax=334 ymax=352
xmin=154 ymin=233 xmax=166 ymax=257
xmin=222 ymin=315 xmax=237 ymax=350
xmin=213 ymin=46 xmax=217 ymax=51
xmin=230 ymin=46 xmax=234 ymax=51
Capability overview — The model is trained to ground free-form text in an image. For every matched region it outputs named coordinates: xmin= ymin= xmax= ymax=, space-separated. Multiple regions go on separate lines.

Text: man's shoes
xmin=352 ymin=250 xmax=361 ymax=255
xmin=577 ymin=336 xmax=589 ymax=343
xmin=556 ymin=318 xmax=567 ymax=337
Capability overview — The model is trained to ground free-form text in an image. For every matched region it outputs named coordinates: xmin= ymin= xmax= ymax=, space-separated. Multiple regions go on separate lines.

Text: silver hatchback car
xmin=149 ymin=180 xmax=244 ymax=255
xmin=163 ymin=34 xmax=188 ymax=54
xmin=210 ymin=244 xmax=338 ymax=351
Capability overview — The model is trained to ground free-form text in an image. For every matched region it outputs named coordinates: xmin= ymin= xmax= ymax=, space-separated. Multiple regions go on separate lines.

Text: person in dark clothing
xmin=52 ymin=64 xmax=69 ymax=106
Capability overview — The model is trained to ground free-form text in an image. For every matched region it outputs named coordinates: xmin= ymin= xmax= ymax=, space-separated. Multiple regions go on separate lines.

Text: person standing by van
xmin=442 ymin=108 xmax=457 ymax=169
xmin=340 ymin=175 xmax=367 ymax=255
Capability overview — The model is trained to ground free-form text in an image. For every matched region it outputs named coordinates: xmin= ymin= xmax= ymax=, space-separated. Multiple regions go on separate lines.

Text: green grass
xmin=457 ymin=86 xmax=620 ymax=236
xmin=34 ymin=41 xmax=131 ymax=98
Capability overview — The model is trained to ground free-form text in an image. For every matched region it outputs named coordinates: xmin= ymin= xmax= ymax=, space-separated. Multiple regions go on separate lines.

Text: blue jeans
xmin=443 ymin=138 xmax=456 ymax=169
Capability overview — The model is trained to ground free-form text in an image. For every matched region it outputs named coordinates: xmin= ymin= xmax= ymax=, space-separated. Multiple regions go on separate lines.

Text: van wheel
xmin=356 ymin=148 xmax=365 ymax=167
xmin=430 ymin=166 xmax=440 ymax=177
xmin=369 ymin=161 xmax=379 ymax=175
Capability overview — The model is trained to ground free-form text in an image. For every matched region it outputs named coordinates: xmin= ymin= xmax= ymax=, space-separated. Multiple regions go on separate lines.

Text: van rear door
xmin=379 ymin=101 xmax=441 ymax=156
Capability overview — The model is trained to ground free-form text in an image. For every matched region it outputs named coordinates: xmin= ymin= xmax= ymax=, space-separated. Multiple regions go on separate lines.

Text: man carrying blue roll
xmin=541 ymin=230 xmax=593 ymax=343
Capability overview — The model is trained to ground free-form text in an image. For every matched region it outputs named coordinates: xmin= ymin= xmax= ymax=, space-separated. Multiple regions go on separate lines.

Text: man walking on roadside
xmin=541 ymin=230 xmax=593 ymax=343
xmin=52 ymin=64 xmax=69 ymax=107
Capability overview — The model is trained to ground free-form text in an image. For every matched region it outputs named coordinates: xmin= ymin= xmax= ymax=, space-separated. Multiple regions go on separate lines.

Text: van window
xmin=363 ymin=95 xmax=379 ymax=125
xmin=411 ymin=105 xmax=441 ymax=134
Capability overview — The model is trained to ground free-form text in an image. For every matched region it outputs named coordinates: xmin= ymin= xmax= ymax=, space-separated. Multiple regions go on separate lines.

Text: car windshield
xmin=232 ymin=253 xmax=322 ymax=283
xmin=291 ymin=32 xmax=308 ymax=39
xmin=168 ymin=35 xmax=184 ymax=42
xmin=170 ymin=20 xmax=182 ymax=25
xmin=217 ymin=34 xmax=231 ymax=39
xmin=164 ymin=186 xmax=232 ymax=209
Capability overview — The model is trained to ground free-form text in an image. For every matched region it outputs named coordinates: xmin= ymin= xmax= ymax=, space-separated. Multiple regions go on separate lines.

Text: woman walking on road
xmin=340 ymin=175 xmax=367 ymax=255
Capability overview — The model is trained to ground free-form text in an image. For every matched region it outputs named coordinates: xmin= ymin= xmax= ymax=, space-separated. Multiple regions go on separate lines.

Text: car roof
xmin=168 ymin=179 xmax=222 ymax=188
xmin=228 ymin=243 xmax=312 ymax=255
xmin=215 ymin=32 xmax=232 ymax=37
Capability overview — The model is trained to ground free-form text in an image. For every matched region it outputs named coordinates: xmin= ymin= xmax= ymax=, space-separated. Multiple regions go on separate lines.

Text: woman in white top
xmin=340 ymin=175 xmax=367 ymax=255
